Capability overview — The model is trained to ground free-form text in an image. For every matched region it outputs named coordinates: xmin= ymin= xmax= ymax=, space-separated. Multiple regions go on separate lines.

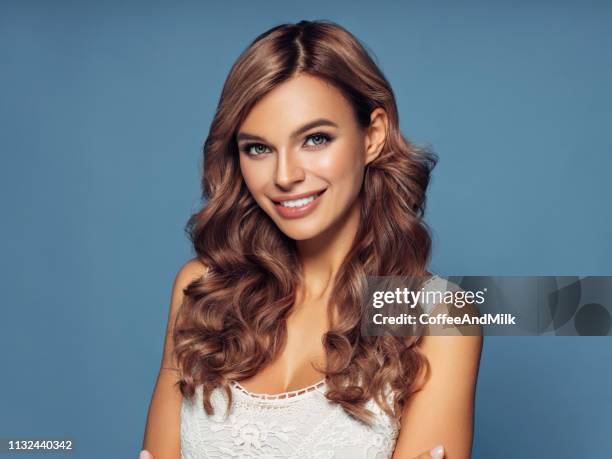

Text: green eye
xmin=242 ymin=143 xmax=270 ymax=156
xmin=304 ymin=133 xmax=333 ymax=148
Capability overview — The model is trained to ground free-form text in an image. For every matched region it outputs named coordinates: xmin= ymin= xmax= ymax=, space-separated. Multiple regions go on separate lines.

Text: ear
xmin=364 ymin=107 xmax=389 ymax=166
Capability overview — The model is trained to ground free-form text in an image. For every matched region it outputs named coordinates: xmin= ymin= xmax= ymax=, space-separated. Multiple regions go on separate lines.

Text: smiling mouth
xmin=272 ymin=189 xmax=327 ymax=208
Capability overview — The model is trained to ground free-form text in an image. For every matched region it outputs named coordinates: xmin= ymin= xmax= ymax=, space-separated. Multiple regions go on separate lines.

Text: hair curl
xmin=173 ymin=19 xmax=439 ymax=426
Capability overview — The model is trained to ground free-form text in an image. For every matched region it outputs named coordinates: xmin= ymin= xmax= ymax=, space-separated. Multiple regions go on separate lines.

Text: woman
xmin=141 ymin=19 xmax=482 ymax=459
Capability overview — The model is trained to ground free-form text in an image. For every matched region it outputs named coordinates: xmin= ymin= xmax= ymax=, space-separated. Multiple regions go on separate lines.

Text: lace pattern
xmin=230 ymin=379 xmax=327 ymax=401
xmin=181 ymin=380 xmax=400 ymax=459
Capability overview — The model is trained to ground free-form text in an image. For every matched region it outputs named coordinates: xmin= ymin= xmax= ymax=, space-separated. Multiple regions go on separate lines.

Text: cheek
xmin=239 ymin=158 xmax=266 ymax=194
xmin=313 ymin=143 xmax=364 ymax=188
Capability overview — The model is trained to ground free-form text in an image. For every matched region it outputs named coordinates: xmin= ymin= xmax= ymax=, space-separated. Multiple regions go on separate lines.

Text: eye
xmin=241 ymin=143 xmax=271 ymax=157
xmin=304 ymin=133 xmax=333 ymax=149
xmin=240 ymin=133 xmax=334 ymax=157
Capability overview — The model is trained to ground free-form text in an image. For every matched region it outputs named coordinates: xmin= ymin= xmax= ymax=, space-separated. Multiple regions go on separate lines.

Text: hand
xmin=139 ymin=451 xmax=153 ymax=459
xmin=410 ymin=444 xmax=445 ymax=459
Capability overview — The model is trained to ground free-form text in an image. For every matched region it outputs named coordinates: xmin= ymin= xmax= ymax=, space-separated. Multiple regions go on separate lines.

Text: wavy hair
xmin=173 ymin=19 xmax=439 ymax=425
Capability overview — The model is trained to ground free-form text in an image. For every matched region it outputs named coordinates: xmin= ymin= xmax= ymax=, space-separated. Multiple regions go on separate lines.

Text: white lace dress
xmin=180 ymin=275 xmax=446 ymax=459
xmin=181 ymin=377 xmax=400 ymax=459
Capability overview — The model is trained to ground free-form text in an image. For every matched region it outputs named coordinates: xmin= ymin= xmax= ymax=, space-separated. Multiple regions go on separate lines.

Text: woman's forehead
xmin=239 ymin=75 xmax=355 ymax=134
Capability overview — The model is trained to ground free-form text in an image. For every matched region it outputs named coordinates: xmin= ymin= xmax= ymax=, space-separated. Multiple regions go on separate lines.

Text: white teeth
xmin=279 ymin=192 xmax=321 ymax=208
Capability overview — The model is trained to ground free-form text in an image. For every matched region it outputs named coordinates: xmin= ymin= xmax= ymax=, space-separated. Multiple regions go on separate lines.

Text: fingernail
xmin=430 ymin=445 xmax=444 ymax=459
xmin=139 ymin=451 xmax=152 ymax=459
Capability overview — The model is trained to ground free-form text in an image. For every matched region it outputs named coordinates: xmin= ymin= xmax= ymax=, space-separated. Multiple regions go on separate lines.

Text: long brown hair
xmin=174 ymin=19 xmax=438 ymax=425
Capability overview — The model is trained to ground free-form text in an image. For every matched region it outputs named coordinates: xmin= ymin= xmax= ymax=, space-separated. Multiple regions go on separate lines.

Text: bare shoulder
xmin=159 ymin=257 xmax=208 ymax=370
xmin=415 ymin=276 xmax=483 ymax=386
xmin=391 ymin=277 xmax=483 ymax=459
xmin=419 ymin=276 xmax=484 ymax=337
xmin=170 ymin=257 xmax=209 ymax=303
xmin=174 ymin=257 xmax=209 ymax=290
xmin=144 ymin=260 xmax=208 ymax=457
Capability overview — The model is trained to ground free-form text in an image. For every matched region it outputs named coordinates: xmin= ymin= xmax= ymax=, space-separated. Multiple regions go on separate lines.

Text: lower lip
xmin=273 ymin=190 xmax=326 ymax=219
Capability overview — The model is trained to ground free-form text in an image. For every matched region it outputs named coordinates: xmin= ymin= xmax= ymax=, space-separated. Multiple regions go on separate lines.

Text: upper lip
xmin=270 ymin=188 xmax=326 ymax=203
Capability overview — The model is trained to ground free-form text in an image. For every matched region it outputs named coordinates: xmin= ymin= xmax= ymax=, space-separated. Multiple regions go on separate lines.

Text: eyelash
xmin=240 ymin=133 xmax=334 ymax=157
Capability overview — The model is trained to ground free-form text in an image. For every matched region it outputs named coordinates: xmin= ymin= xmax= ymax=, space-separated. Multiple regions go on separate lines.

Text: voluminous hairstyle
xmin=174 ymin=19 xmax=438 ymax=425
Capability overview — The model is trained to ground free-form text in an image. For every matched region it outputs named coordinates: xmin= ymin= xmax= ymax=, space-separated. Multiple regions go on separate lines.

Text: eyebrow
xmin=236 ymin=118 xmax=339 ymax=143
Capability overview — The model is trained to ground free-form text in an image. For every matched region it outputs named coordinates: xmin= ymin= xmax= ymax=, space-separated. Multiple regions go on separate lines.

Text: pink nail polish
xmin=430 ymin=445 xmax=445 ymax=459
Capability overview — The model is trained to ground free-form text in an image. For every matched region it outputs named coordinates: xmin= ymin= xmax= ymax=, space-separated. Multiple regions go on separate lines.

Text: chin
xmin=274 ymin=219 xmax=327 ymax=241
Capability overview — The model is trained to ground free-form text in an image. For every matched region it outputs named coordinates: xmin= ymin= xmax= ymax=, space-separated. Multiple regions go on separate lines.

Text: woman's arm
xmin=392 ymin=302 xmax=483 ymax=459
xmin=142 ymin=258 xmax=208 ymax=459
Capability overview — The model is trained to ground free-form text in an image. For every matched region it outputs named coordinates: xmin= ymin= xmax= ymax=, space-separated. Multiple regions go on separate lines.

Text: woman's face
xmin=237 ymin=74 xmax=384 ymax=241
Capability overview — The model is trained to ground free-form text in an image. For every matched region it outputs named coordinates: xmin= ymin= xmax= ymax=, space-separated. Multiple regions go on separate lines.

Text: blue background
xmin=1 ymin=1 xmax=611 ymax=457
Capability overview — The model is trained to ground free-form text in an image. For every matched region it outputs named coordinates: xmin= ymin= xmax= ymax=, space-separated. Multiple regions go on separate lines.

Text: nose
xmin=274 ymin=148 xmax=305 ymax=189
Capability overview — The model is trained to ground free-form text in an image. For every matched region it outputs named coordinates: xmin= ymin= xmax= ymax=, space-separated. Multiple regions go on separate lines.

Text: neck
xmin=295 ymin=198 xmax=361 ymax=302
